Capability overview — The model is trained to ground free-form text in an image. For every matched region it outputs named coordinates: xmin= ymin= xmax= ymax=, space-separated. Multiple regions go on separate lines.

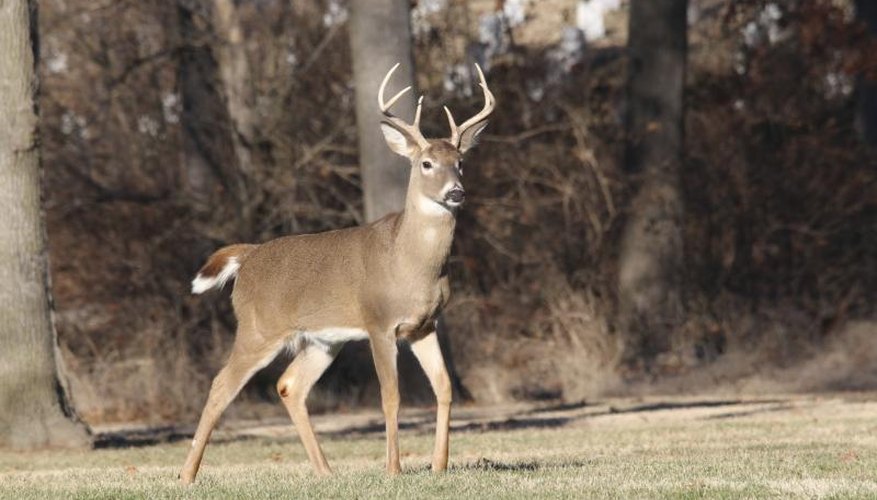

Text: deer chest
xmin=367 ymin=276 xmax=450 ymax=338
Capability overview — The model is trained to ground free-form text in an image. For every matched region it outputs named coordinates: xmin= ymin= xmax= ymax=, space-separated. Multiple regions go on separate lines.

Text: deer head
xmin=378 ymin=63 xmax=495 ymax=214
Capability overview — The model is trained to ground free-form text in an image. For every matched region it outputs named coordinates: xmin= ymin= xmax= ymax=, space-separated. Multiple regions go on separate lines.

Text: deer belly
xmin=290 ymin=328 xmax=369 ymax=354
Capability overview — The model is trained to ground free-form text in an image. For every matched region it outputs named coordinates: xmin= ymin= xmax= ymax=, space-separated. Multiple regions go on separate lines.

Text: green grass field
xmin=1 ymin=395 xmax=875 ymax=499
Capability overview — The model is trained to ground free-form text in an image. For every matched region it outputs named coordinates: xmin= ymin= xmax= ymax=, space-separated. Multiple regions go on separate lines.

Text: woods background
xmin=35 ymin=0 xmax=876 ymax=426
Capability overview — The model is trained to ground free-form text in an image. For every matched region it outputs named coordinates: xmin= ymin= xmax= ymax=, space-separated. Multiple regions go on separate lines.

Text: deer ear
xmin=381 ymin=122 xmax=420 ymax=158
xmin=458 ymin=121 xmax=488 ymax=154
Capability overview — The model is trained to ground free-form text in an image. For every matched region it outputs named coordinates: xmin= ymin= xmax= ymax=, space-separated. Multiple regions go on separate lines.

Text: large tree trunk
xmin=348 ymin=0 xmax=469 ymax=401
xmin=855 ymin=0 xmax=877 ymax=146
xmin=210 ymin=0 xmax=260 ymax=233
xmin=349 ymin=0 xmax=416 ymax=222
xmin=618 ymin=0 xmax=688 ymax=363
xmin=178 ymin=0 xmax=228 ymax=208
xmin=0 ymin=0 xmax=89 ymax=449
xmin=177 ymin=0 xmax=243 ymax=241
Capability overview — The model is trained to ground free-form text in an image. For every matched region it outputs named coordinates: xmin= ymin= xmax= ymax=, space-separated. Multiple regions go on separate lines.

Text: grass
xmin=1 ymin=395 xmax=876 ymax=498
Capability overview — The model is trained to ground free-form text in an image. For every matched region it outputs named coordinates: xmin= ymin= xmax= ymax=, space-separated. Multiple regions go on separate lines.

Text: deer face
xmin=378 ymin=63 xmax=494 ymax=215
xmin=409 ymin=141 xmax=464 ymax=212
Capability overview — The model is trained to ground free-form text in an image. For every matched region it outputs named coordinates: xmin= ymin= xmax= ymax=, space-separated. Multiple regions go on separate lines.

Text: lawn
xmin=1 ymin=395 xmax=875 ymax=498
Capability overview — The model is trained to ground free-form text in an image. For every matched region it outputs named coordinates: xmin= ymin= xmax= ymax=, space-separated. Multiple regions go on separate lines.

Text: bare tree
xmin=177 ymin=0 xmax=247 ymax=243
xmin=210 ymin=0 xmax=261 ymax=231
xmin=618 ymin=0 xmax=688 ymax=361
xmin=178 ymin=0 xmax=230 ymax=208
xmin=0 ymin=0 xmax=89 ymax=449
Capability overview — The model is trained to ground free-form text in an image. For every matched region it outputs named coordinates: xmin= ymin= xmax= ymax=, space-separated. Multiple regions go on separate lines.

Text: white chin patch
xmin=417 ymin=194 xmax=451 ymax=216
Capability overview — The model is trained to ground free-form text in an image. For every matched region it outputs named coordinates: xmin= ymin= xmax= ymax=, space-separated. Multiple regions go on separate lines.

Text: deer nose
xmin=445 ymin=188 xmax=465 ymax=204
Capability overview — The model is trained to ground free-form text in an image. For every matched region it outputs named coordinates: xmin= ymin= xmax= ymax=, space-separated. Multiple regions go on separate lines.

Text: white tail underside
xmin=191 ymin=257 xmax=240 ymax=294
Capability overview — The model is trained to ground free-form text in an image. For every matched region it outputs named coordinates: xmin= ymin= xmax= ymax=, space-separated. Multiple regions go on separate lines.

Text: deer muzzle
xmin=444 ymin=188 xmax=465 ymax=206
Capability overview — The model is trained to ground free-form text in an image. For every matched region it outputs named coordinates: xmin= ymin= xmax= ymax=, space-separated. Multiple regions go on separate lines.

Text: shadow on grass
xmin=524 ymin=399 xmax=590 ymax=414
xmin=93 ymin=397 xmax=790 ymax=449
xmin=94 ymin=426 xmax=193 ymax=449
xmin=703 ymin=403 xmax=793 ymax=420
xmin=323 ymin=419 xmax=425 ymax=437
xmin=93 ymin=416 xmax=572 ymax=449
xmin=451 ymin=417 xmax=571 ymax=433
xmin=609 ymin=399 xmax=758 ymax=414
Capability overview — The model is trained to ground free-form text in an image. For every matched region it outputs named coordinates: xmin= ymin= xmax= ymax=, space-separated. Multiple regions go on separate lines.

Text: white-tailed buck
xmin=180 ymin=63 xmax=495 ymax=483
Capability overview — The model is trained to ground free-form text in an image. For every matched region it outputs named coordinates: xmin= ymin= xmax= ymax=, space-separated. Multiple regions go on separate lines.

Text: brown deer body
xmin=180 ymin=64 xmax=494 ymax=484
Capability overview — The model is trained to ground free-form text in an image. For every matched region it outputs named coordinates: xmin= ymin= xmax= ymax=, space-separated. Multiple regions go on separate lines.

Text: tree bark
xmin=618 ymin=0 xmax=688 ymax=362
xmin=210 ymin=0 xmax=260 ymax=232
xmin=856 ymin=0 xmax=877 ymax=146
xmin=349 ymin=0 xmax=416 ymax=222
xmin=177 ymin=0 xmax=245 ymax=239
xmin=178 ymin=0 xmax=230 ymax=208
xmin=0 ymin=0 xmax=89 ymax=449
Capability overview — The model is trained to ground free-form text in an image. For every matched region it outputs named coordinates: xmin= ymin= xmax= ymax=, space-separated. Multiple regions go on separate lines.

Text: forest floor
xmin=1 ymin=393 xmax=876 ymax=498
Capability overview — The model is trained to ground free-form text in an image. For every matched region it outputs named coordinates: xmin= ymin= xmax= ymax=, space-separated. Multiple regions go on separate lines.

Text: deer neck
xmin=393 ymin=186 xmax=457 ymax=279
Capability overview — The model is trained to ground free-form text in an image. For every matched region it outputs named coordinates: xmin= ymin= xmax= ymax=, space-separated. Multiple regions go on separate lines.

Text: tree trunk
xmin=211 ymin=0 xmax=260 ymax=232
xmin=348 ymin=0 xmax=469 ymax=401
xmin=0 ymin=0 xmax=89 ymax=449
xmin=349 ymin=0 xmax=416 ymax=222
xmin=177 ymin=0 xmax=243 ymax=239
xmin=618 ymin=0 xmax=688 ymax=363
xmin=856 ymin=0 xmax=877 ymax=146
xmin=178 ymin=0 xmax=227 ymax=207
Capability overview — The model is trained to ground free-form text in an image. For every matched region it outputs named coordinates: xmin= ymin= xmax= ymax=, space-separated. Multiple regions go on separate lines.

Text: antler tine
xmin=378 ymin=63 xmax=402 ymax=111
xmin=378 ymin=63 xmax=429 ymax=148
xmin=444 ymin=105 xmax=458 ymax=144
xmin=458 ymin=64 xmax=496 ymax=128
xmin=382 ymin=86 xmax=412 ymax=112
xmin=446 ymin=63 xmax=496 ymax=147
xmin=414 ymin=96 xmax=424 ymax=127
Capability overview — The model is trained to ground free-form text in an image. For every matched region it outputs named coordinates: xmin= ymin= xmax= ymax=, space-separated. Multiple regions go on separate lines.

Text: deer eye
xmin=422 ymin=161 xmax=433 ymax=170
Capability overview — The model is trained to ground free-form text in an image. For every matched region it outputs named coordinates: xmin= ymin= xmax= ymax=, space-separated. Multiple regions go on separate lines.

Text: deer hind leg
xmin=369 ymin=333 xmax=402 ymax=475
xmin=276 ymin=344 xmax=337 ymax=476
xmin=180 ymin=337 xmax=281 ymax=484
xmin=410 ymin=331 xmax=452 ymax=472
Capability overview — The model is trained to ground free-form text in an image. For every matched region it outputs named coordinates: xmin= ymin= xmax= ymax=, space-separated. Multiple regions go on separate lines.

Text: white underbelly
xmin=290 ymin=327 xmax=369 ymax=354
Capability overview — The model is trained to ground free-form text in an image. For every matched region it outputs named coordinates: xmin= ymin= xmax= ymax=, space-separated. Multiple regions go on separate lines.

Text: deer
xmin=179 ymin=63 xmax=495 ymax=484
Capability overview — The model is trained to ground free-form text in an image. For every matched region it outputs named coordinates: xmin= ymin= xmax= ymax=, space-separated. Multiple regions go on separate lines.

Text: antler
xmin=379 ymin=63 xmax=430 ymax=149
xmin=444 ymin=63 xmax=496 ymax=148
